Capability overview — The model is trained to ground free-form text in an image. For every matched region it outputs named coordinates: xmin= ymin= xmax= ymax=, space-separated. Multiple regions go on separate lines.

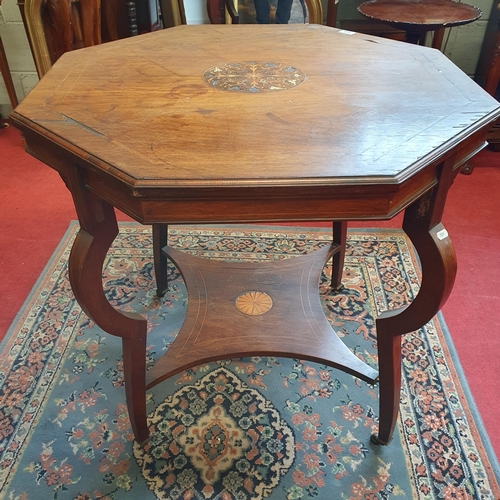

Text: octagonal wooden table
xmin=11 ymin=24 xmax=500 ymax=446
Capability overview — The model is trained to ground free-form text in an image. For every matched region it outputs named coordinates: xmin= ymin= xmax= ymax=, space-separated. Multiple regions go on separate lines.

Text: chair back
xmin=22 ymin=0 xmax=102 ymax=77
xmin=207 ymin=0 xmax=239 ymax=24
xmin=304 ymin=0 xmax=323 ymax=24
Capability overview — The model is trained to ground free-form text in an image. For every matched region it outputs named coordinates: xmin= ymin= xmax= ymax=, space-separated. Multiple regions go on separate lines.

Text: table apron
xmin=81 ymin=165 xmax=439 ymax=224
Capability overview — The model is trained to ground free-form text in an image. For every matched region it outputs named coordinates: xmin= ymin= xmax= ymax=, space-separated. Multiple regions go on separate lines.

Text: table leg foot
xmin=330 ymin=282 xmax=345 ymax=293
xmin=372 ymin=333 xmax=401 ymax=445
xmin=370 ymin=433 xmax=392 ymax=446
xmin=123 ymin=334 xmax=149 ymax=443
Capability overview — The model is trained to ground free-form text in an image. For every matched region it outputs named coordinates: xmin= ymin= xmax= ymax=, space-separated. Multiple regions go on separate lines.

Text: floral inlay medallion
xmin=235 ymin=291 xmax=273 ymax=315
xmin=202 ymin=62 xmax=306 ymax=92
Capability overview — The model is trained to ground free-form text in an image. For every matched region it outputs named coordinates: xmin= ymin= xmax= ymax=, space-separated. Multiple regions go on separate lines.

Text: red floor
xmin=1 ymin=124 xmax=499 ymax=460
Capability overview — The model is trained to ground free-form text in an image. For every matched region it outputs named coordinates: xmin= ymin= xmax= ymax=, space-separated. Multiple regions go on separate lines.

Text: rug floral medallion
xmin=0 ymin=224 xmax=498 ymax=499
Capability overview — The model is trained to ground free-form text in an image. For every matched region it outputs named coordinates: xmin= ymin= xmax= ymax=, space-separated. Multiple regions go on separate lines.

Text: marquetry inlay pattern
xmin=146 ymin=244 xmax=379 ymax=389
xmin=202 ymin=62 xmax=306 ymax=92
xmin=235 ymin=291 xmax=273 ymax=315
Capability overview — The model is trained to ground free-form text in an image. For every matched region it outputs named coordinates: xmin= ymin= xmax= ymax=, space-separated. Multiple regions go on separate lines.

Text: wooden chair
xmin=1 ymin=0 xmax=19 ymax=126
xmin=0 ymin=0 xmax=19 ymax=121
xmin=0 ymin=36 xmax=19 ymax=123
xmin=21 ymin=0 xmax=101 ymax=77
xmin=207 ymin=0 xmax=240 ymax=24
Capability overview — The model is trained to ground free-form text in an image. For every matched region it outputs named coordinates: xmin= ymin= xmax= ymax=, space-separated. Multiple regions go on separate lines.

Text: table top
xmin=358 ymin=0 xmax=482 ymax=30
xmin=12 ymin=24 xmax=500 ymax=222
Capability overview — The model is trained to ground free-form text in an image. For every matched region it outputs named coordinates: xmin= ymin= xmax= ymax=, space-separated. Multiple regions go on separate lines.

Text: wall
xmin=184 ymin=1 xmax=210 ymax=24
xmin=0 ymin=0 xmax=38 ymax=117
xmin=0 ymin=0 xmax=495 ymax=116
xmin=442 ymin=0 xmax=495 ymax=76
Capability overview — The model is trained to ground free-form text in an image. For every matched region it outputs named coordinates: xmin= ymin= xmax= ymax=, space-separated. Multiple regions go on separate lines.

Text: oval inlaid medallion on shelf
xmin=202 ymin=62 xmax=306 ymax=92
xmin=235 ymin=291 xmax=273 ymax=315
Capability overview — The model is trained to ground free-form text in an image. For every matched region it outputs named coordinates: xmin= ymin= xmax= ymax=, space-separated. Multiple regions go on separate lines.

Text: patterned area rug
xmin=0 ymin=223 xmax=499 ymax=499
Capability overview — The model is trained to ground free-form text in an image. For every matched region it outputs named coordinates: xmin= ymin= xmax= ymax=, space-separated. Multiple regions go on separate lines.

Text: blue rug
xmin=0 ymin=223 xmax=498 ymax=499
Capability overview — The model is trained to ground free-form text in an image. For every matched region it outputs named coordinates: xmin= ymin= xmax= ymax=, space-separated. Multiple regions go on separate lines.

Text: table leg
xmin=405 ymin=30 xmax=426 ymax=45
xmin=331 ymin=221 xmax=347 ymax=291
xmin=372 ymin=160 xmax=457 ymax=445
xmin=152 ymin=223 xmax=169 ymax=297
xmin=64 ymin=172 xmax=149 ymax=443
xmin=432 ymin=28 xmax=446 ymax=51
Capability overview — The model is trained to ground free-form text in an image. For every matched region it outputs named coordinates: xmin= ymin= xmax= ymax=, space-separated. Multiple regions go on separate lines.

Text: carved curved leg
xmin=373 ymin=222 xmax=456 ymax=444
xmin=372 ymin=163 xmax=457 ymax=445
xmin=66 ymin=182 xmax=149 ymax=443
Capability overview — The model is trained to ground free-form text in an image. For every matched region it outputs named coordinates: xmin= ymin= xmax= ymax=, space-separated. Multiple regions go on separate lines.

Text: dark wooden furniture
xmin=12 ymin=25 xmax=500 ymax=447
xmin=357 ymin=0 xmax=482 ymax=49
xmin=17 ymin=0 xmax=160 ymax=76
xmin=325 ymin=0 xmax=411 ymax=42
xmin=134 ymin=0 xmax=161 ymax=33
xmin=206 ymin=0 xmax=240 ymax=24
xmin=0 ymin=0 xmax=19 ymax=123
xmin=0 ymin=37 xmax=18 ymax=124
